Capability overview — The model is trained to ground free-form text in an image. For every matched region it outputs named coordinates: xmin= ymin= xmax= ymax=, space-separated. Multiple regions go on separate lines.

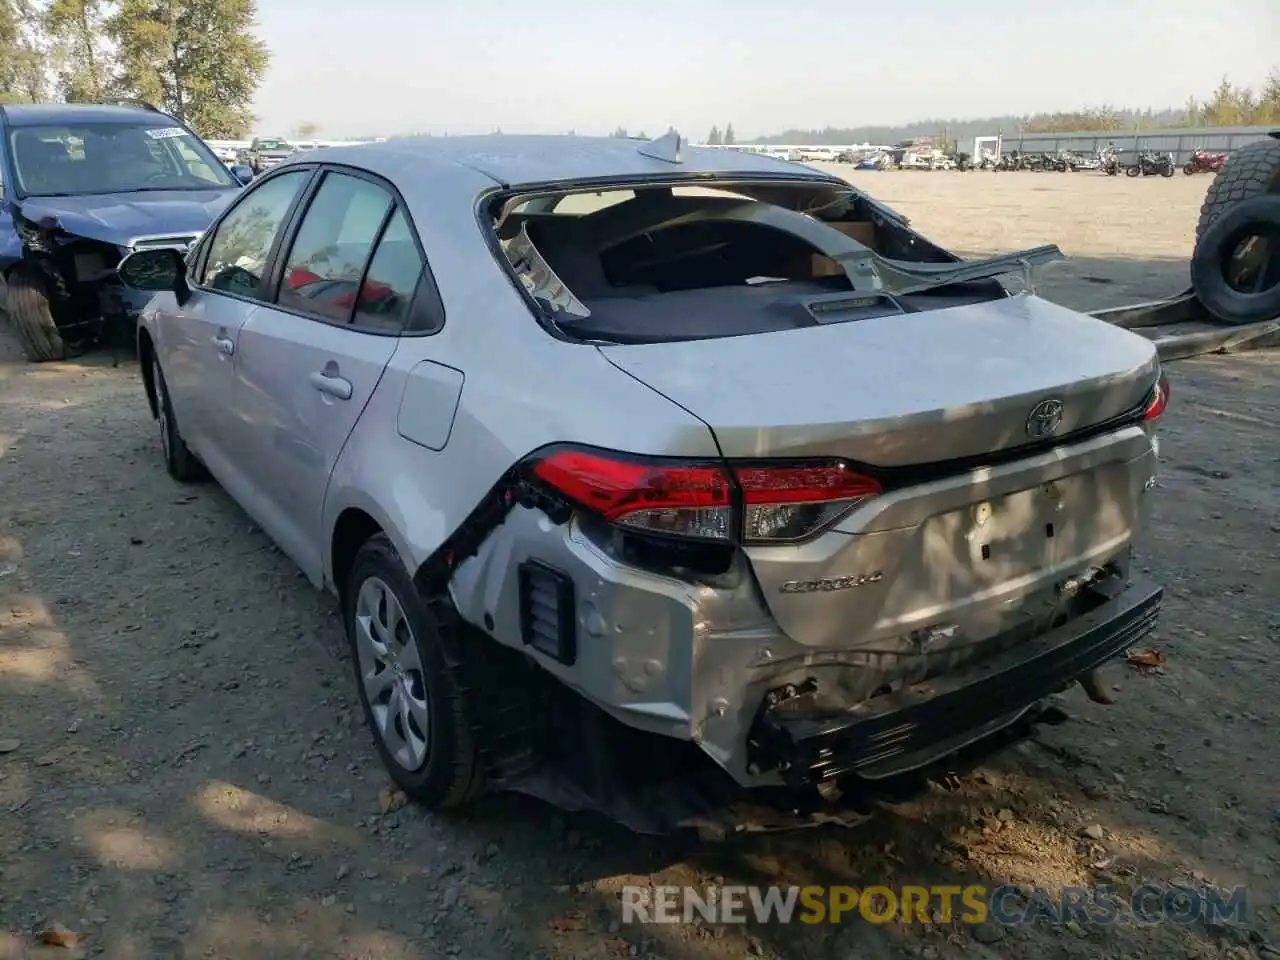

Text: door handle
xmin=212 ymin=335 xmax=235 ymax=356
xmin=309 ymin=369 xmax=353 ymax=400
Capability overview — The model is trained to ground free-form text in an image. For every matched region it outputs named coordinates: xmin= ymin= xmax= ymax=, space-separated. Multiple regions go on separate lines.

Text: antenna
xmin=637 ymin=129 xmax=683 ymax=164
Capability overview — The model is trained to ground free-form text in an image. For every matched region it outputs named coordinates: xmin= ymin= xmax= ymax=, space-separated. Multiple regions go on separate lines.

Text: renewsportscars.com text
xmin=620 ymin=884 xmax=1247 ymax=927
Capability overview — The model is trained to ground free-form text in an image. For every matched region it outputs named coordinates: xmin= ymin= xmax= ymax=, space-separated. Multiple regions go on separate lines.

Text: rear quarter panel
xmin=324 ymin=331 xmax=721 ymax=591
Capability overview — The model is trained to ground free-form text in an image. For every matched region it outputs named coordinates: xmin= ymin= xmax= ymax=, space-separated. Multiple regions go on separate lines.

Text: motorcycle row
xmin=982 ymin=147 xmax=1228 ymax=178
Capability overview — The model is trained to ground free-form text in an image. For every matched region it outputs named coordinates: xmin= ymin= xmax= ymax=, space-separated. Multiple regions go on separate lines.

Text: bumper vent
xmin=517 ymin=560 xmax=577 ymax=665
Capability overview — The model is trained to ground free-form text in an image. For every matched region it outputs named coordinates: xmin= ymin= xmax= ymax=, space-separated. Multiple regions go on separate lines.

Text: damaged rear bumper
xmin=746 ymin=576 xmax=1162 ymax=789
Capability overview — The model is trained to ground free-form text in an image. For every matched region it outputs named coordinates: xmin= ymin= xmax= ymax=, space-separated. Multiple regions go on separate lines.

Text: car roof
xmin=294 ymin=134 xmax=839 ymax=189
xmin=0 ymin=103 xmax=177 ymax=127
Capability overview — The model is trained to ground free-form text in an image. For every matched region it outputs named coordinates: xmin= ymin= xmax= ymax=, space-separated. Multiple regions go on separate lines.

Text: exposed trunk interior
xmin=492 ymin=183 xmax=1009 ymax=344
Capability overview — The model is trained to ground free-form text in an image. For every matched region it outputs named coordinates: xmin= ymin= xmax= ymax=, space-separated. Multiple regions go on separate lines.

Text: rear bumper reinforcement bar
xmin=748 ymin=576 xmax=1163 ymax=788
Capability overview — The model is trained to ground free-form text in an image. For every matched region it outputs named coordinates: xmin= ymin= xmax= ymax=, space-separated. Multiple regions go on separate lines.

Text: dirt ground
xmin=1 ymin=169 xmax=1278 ymax=960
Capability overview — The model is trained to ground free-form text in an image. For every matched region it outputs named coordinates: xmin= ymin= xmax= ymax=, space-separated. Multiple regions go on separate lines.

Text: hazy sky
xmin=251 ymin=0 xmax=1278 ymax=139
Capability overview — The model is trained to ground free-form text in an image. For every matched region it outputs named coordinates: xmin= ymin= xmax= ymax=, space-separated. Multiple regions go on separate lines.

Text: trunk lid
xmin=597 ymin=294 xmax=1158 ymax=467
xmin=600 ymin=294 xmax=1161 ymax=652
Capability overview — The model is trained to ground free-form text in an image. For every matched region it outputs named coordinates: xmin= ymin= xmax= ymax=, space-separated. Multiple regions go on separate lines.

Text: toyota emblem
xmin=1026 ymin=398 xmax=1064 ymax=439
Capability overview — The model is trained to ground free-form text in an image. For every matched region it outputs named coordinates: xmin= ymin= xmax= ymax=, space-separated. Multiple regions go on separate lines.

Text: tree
xmin=1181 ymin=96 xmax=1203 ymax=127
xmin=707 ymin=125 xmax=722 ymax=145
xmin=1 ymin=0 xmax=47 ymax=102
xmin=1256 ymin=70 xmax=1280 ymax=124
xmin=1201 ymin=76 xmax=1254 ymax=127
xmin=44 ymin=0 xmax=111 ymax=101
xmin=0 ymin=0 xmax=20 ymax=99
xmin=108 ymin=0 xmax=270 ymax=137
xmin=934 ymin=124 xmax=956 ymax=155
xmin=723 ymin=123 xmax=735 ymax=145
xmin=610 ymin=126 xmax=628 ymax=138
xmin=292 ymin=120 xmax=319 ymax=140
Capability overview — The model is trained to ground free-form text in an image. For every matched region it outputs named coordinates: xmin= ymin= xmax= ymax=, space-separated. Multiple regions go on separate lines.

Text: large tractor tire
xmin=1190 ymin=194 xmax=1280 ymax=327
xmin=1195 ymin=134 xmax=1280 ymax=243
xmin=4 ymin=268 xmax=68 ymax=362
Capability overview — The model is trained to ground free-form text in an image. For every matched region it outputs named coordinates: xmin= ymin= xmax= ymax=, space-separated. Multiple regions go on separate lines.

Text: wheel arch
xmin=327 ymin=499 xmax=420 ymax=608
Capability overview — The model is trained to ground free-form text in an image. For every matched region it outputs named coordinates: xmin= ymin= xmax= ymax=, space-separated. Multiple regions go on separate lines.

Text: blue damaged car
xmin=0 ymin=100 xmax=252 ymax=361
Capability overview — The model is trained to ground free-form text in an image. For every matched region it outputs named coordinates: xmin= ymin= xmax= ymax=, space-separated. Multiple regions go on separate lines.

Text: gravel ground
xmin=1 ymin=169 xmax=1278 ymax=960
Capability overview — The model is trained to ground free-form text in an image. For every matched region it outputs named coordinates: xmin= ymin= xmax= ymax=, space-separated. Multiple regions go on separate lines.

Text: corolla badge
xmin=1025 ymin=398 xmax=1065 ymax=439
xmin=780 ymin=572 xmax=883 ymax=594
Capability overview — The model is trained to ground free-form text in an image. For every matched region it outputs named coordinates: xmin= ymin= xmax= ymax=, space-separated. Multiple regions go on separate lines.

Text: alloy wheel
xmin=354 ymin=576 xmax=431 ymax=770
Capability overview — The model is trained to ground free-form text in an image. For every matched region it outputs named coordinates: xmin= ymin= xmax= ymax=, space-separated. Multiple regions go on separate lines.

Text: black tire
xmin=5 ymin=268 xmax=67 ymax=362
xmin=1160 ymin=164 xmax=1174 ymax=178
xmin=1183 ymin=163 xmax=1196 ymax=176
xmin=1189 ymin=193 xmax=1280 ymax=327
xmin=344 ymin=533 xmax=484 ymax=808
xmin=1125 ymin=165 xmax=1140 ymax=178
xmin=1196 ymin=137 xmax=1280 ymax=243
xmin=151 ymin=355 xmax=208 ymax=482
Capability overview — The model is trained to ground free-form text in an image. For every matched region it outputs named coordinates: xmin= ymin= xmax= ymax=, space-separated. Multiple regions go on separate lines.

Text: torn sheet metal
xmin=504 ymin=224 xmax=592 ymax=319
xmin=869 ymin=244 xmax=1067 ymax=296
xmin=494 ymin=698 xmax=1062 ymax=838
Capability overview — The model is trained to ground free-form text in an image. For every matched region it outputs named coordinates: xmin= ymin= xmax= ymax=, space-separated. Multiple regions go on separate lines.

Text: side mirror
xmin=118 ymin=247 xmax=190 ymax=303
xmin=229 ymin=164 xmax=255 ymax=185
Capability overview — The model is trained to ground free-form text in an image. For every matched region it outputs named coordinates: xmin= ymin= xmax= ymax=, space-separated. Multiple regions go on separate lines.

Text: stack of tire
xmin=5 ymin=270 xmax=70 ymax=362
xmin=1191 ymin=133 xmax=1280 ymax=326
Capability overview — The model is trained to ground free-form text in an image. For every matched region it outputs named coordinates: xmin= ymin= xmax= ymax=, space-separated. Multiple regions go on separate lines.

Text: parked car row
xmin=828 ymin=147 xmax=1232 ymax=178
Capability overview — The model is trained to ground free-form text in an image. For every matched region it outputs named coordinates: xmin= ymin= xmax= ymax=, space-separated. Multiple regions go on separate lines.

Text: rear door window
xmin=276 ymin=171 xmax=393 ymax=324
xmin=353 ymin=209 xmax=425 ymax=332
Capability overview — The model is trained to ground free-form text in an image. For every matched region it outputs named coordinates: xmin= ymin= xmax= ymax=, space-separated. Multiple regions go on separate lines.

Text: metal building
xmin=991 ymin=125 xmax=1277 ymax=163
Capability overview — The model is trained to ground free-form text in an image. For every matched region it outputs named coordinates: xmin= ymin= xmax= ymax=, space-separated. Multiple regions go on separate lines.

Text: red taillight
xmin=530 ymin=449 xmax=733 ymax=540
xmin=736 ymin=463 xmax=882 ymax=543
xmin=1143 ymin=375 xmax=1170 ymax=421
xmin=529 ymin=449 xmax=881 ymax=543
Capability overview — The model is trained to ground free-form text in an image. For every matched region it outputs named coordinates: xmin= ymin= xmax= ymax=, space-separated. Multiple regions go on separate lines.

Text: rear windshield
xmin=9 ymin=122 xmax=235 ymax=197
xmin=492 ymin=184 xmax=876 ymax=343
xmin=254 ymin=139 xmax=294 ymax=151
xmin=490 ymin=182 xmax=1025 ymax=344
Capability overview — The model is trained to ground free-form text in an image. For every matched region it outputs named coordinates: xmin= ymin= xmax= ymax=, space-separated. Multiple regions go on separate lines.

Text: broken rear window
xmin=490 ymin=182 xmax=897 ymax=343
xmin=489 ymin=181 xmax=1066 ymax=344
